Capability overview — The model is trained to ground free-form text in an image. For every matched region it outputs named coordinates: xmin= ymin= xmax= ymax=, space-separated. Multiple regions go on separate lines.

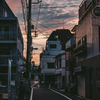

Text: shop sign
xmin=74 ymin=66 xmax=82 ymax=73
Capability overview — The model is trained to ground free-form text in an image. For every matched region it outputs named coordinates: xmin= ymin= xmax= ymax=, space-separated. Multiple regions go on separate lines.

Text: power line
xmin=31 ymin=19 xmax=53 ymax=31
xmin=21 ymin=0 xmax=27 ymax=31
xmin=36 ymin=2 xmax=41 ymax=30
xmin=31 ymin=25 xmax=49 ymax=38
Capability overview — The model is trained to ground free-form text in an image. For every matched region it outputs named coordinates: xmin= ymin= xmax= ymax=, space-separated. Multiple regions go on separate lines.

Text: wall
xmin=41 ymin=55 xmax=55 ymax=74
xmin=76 ymin=13 xmax=92 ymax=61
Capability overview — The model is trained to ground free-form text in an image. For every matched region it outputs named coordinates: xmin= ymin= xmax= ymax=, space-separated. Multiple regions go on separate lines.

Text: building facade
xmin=65 ymin=33 xmax=76 ymax=93
xmin=54 ymin=53 xmax=65 ymax=89
xmin=73 ymin=0 xmax=100 ymax=99
xmin=0 ymin=0 xmax=24 ymax=87
xmin=40 ymin=29 xmax=73 ymax=86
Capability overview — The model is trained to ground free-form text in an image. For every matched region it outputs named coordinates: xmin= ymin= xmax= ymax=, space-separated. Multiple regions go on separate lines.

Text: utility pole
xmin=26 ymin=0 xmax=32 ymax=99
xmin=26 ymin=0 xmax=42 ymax=99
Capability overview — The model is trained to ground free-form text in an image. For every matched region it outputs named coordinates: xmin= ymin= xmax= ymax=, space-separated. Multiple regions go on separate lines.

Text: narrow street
xmin=30 ymin=81 xmax=91 ymax=100
xmin=32 ymin=86 xmax=70 ymax=100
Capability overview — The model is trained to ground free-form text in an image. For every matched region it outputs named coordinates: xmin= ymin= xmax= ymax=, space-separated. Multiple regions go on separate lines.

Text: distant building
xmin=0 ymin=0 xmax=24 ymax=87
xmin=40 ymin=29 xmax=73 ymax=85
xmin=73 ymin=0 xmax=100 ymax=99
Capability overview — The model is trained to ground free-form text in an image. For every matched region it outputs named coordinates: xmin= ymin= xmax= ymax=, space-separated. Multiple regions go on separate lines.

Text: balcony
xmin=0 ymin=55 xmax=17 ymax=65
xmin=73 ymin=43 xmax=87 ymax=56
xmin=0 ymin=32 xmax=17 ymax=43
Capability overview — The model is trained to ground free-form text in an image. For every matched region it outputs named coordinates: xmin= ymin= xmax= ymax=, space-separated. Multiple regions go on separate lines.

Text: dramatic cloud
xmin=6 ymin=0 xmax=83 ymax=65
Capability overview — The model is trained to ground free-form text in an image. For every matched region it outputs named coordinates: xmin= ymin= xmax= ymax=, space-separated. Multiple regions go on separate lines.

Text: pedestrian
xmin=18 ymin=81 xmax=25 ymax=100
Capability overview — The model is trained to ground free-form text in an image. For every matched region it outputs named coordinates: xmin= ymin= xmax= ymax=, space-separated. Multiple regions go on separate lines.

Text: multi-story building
xmin=73 ymin=0 xmax=100 ymax=99
xmin=0 ymin=0 xmax=24 ymax=87
xmin=65 ymin=33 xmax=76 ymax=93
xmin=40 ymin=29 xmax=73 ymax=86
xmin=54 ymin=53 xmax=65 ymax=89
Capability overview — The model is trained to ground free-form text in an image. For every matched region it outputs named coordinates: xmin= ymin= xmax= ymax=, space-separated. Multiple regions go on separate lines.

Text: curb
xmin=51 ymin=88 xmax=92 ymax=100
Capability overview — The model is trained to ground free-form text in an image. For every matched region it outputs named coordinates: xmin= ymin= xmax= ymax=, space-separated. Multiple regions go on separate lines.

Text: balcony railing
xmin=0 ymin=32 xmax=16 ymax=40
xmin=0 ymin=55 xmax=16 ymax=64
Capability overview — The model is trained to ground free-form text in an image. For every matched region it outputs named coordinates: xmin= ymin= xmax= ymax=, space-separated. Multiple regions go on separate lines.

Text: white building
xmin=40 ymin=29 xmax=73 ymax=85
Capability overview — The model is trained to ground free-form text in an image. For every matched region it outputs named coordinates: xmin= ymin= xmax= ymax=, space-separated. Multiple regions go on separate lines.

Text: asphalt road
xmin=32 ymin=87 xmax=70 ymax=100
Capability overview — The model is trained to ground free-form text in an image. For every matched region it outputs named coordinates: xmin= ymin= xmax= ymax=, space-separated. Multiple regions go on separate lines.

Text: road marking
xmin=49 ymin=89 xmax=72 ymax=100
xmin=30 ymin=87 xmax=33 ymax=100
xmin=31 ymin=84 xmax=35 ymax=88
xmin=30 ymin=83 xmax=36 ymax=100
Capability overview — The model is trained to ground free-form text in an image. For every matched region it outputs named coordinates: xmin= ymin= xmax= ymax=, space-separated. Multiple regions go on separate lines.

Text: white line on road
xmin=30 ymin=83 xmax=36 ymax=100
xmin=31 ymin=84 xmax=35 ymax=88
xmin=30 ymin=87 xmax=33 ymax=100
xmin=49 ymin=89 xmax=72 ymax=100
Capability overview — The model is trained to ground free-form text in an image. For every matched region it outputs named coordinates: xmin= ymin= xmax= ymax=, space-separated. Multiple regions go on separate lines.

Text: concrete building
xmin=73 ymin=0 xmax=100 ymax=99
xmin=65 ymin=34 xmax=76 ymax=90
xmin=54 ymin=53 xmax=65 ymax=89
xmin=0 ymin=0 xmax=24 ymax=87
xmin=40 ymin=29 xmax=73 ymax=85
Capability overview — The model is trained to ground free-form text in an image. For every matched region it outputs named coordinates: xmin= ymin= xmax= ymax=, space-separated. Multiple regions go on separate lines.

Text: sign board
xmin=93 ymin=7 xmax=100 ymax=16
xmin=11 ymin=80 xmax=15 ymax=86
xmin=3 ymin=93 xmax=8 ymax=99
xmin=74 ymin=66 xmax=82 ymax=73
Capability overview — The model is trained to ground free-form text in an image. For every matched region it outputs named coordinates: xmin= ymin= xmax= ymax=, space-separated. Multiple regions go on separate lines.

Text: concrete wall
xmin=92 ymin=16 xmax=100 ymax=56
xmin=44 ymin=41 xmax=64 ymax=55
xmin=77 ymin=74 xmax=85 ymax=97
xmin=41 ymin=55 xmax=55 ymax=74
xmin=76 ymin=13 xmax=93 ymax=61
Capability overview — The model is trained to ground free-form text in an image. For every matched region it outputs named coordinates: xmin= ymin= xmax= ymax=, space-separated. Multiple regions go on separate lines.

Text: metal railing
xmin=0 ymin=32 xmax=16 ymax=40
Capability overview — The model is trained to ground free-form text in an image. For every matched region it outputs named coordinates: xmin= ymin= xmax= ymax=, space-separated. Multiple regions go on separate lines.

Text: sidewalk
xmin=51 ymin=88 xmax=92 ymax=100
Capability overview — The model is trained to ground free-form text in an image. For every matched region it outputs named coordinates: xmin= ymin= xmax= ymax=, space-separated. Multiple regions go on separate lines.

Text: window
xmin=82 ymin=36 xmax=86 ymax=44
xmin=0 ymin=26 xmax=10 ymax=33
xmin=55 ymin=35 xmax=58 ymax=39
xmin=50 ymin=44 xmax=56 ymax=48
xmin=57 ymin=59 xmax=61 ymax=69
xmin=4 ymin=26 xmax=9 ymax=32
xmin=0 ymin=26 xmax=11 ymax=40
xmin=78 ymin=40 xmax=81 ymax=45
xmin=0 ymin=49 xmax=10 ymax=55
xmin=47 ymin=63 xmax=55 ymax=68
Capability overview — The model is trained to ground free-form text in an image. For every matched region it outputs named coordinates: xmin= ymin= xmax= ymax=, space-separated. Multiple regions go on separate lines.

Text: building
xmin=54 ymin=53 xmax=65 ymax=89
xmin=40 ymin=29 xmax=73 ymax=86
xmin=65 ymin=33 xmax=76 ymax=93
xmin=73 ymin=0 xmax=100 ymax=99
xmin=0 ymin=0 xmax=24 ymax=88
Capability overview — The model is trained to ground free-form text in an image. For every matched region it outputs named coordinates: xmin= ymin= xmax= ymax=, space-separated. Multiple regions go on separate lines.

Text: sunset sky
xmin=6 ymin=0 xmax=82 ymax=66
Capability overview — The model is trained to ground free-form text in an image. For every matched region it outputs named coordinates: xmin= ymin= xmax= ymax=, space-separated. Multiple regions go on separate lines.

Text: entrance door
xmin=78 ymin=74 xmax=85 ymax=97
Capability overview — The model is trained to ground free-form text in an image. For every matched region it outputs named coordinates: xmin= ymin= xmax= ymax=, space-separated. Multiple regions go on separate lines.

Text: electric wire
xmin=21 ymin=0 xmax=27 ymax=32
xmin=32 ymin=19 xmax=53 ymax=31
xmin=35 ymin=2 xmax=41 ymax=30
